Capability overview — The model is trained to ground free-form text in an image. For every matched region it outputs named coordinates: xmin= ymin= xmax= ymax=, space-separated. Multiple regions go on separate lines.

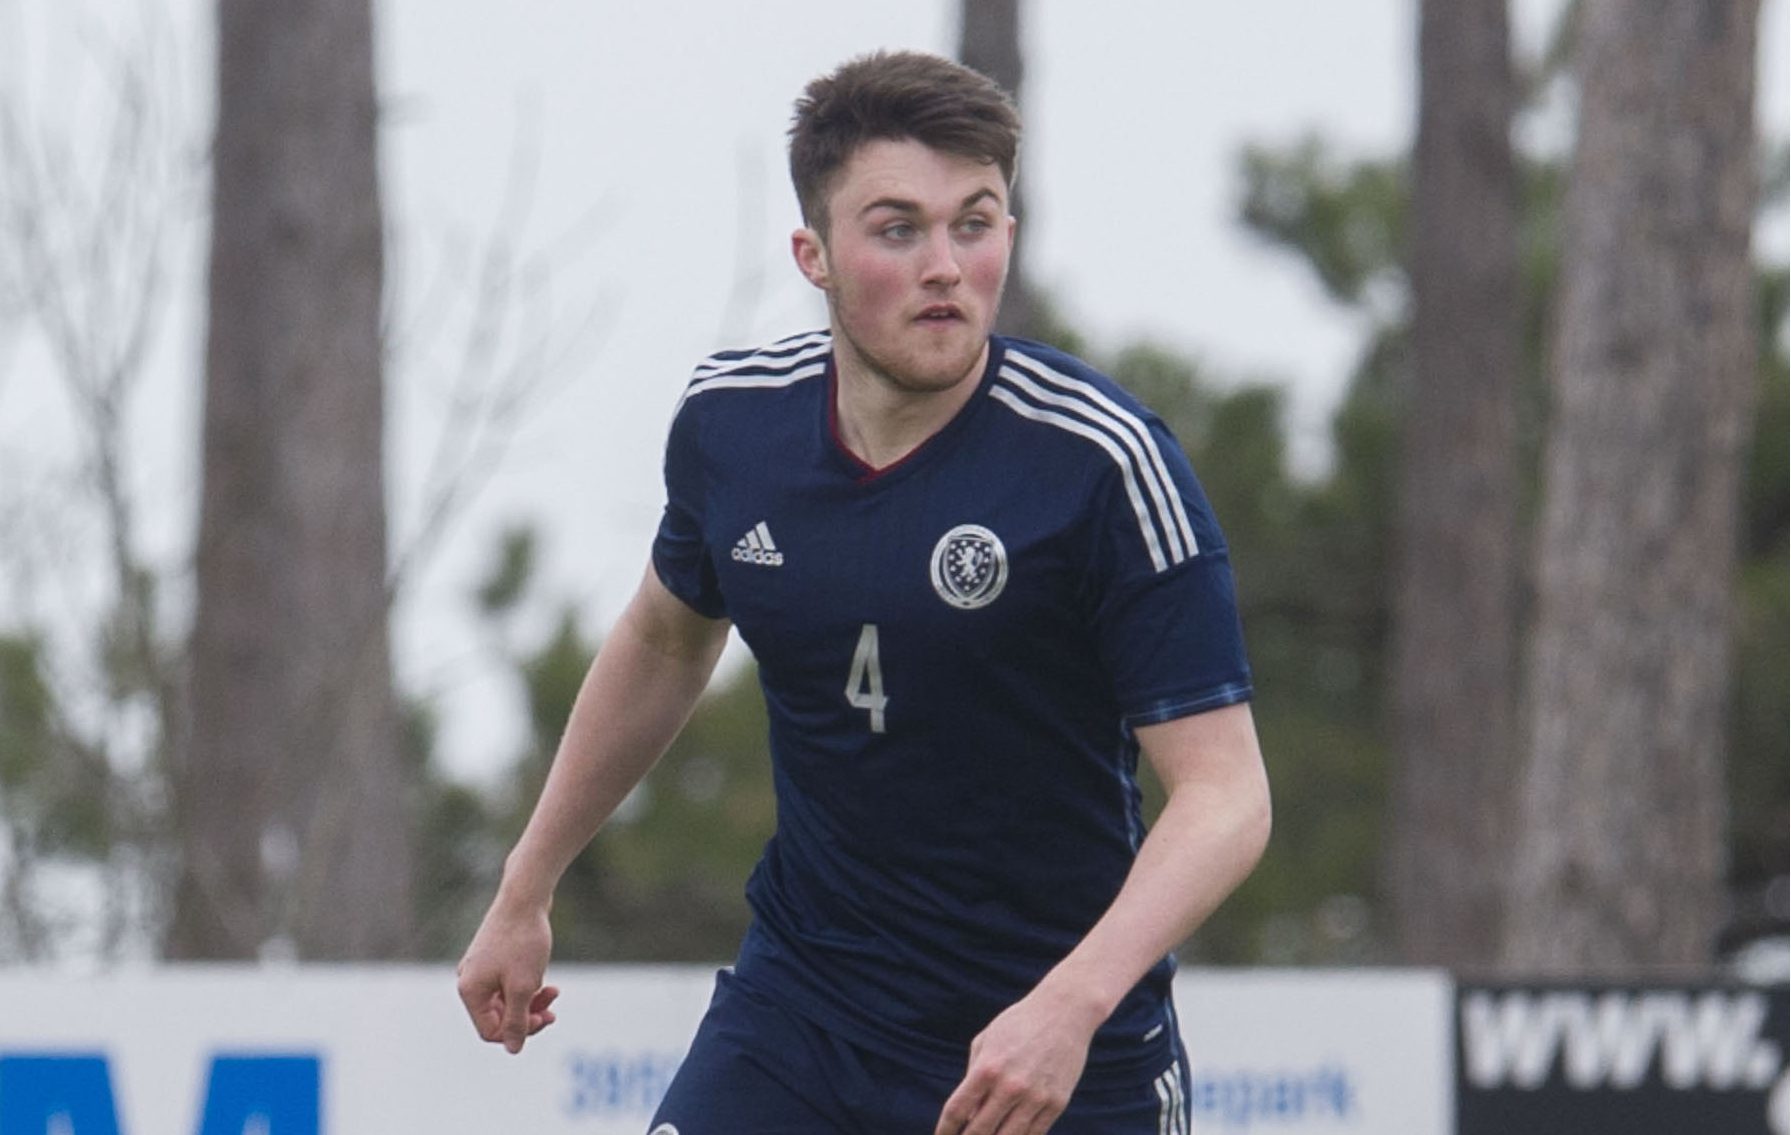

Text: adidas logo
xmin=731 ymin=521 xmax=784 ymax=567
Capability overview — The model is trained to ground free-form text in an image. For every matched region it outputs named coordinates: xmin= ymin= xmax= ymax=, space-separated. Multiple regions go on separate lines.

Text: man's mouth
xmin=916 ymin=305 xmax=963 ymax=323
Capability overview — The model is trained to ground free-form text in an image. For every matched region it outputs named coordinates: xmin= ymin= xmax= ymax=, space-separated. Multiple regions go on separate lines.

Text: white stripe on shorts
xmin=1154 ymin=1064 xmax=1188 ymax=1135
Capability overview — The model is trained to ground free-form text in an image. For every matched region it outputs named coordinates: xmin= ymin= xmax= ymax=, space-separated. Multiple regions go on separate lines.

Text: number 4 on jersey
xmin=846 ymin=623 xmax=888 ymax=733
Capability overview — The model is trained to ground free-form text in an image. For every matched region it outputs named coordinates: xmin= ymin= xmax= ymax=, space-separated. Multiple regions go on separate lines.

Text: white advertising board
xmin=1177 ymin=969 xmax=1455 ymax=1135
xmin=0 ymin=966 xmax=1452 ymax=1134
xmin=0 ymin=965 xmax=716 ymax=1134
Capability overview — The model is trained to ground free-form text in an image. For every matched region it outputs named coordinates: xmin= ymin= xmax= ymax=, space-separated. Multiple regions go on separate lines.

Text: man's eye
xmin=958 ymin=217 xmax=992 ymax=235
xmin=881 ymin=223 xmax=917 ymax=241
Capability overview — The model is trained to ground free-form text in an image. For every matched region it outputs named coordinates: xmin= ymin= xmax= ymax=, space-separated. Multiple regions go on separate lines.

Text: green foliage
xmin=401 ymin=531 xmax=584 ymax=960
xmin=1747 ymin=267 xmax=1790 ymax=561
xmin=1729 ymin=544 xmax=1788 ymax=899
xmin=0 ymin=635 xmax=54 ymax=790
xmin=1239 ymin=137 xmax=1407 ymax=308
xmin=1727 ymin=270 xmax=1789 ymax=929
xmin=1020 ymin=290 xmax=1091 ymax=359
xmin=0 ymin=633 xmax=112 ymax=862
xmin=476 ymin=525 xmax=537 ymax=618
xmin=98 ymin=565 xmax=161 ymax=702
xmin=1107 ymin=345 xmax=1216 ymax=450
xmin=1515 ymin=157 xmax=1568 ymax=524
xmin=521 ymin=611 xmax=594 ymax=764
xmin=503 ymin=607 xmax=612 ymax=956
xmin=405 ymin=699 xmax=505 ymax=959
xmin=591 ymin=659 xmax=774 ymax=960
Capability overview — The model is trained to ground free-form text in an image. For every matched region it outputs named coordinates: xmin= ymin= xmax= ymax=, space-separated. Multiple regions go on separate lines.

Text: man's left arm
xmin=935 ymin=702 xmax=1271 ymax=1135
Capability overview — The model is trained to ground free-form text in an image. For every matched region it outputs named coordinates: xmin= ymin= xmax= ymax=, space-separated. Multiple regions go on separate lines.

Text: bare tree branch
xmin=384 ymin=103 xmax=615 ymax=603
xmin=0 ymin=0 xmax=194 ymax=961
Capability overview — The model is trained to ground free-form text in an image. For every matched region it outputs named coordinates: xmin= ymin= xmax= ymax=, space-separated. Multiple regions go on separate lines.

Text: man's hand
xmin=934 ymin=985 xmax=1101 ymax=1135
xmin=456 ymin=898 xmax=560 ymax=1054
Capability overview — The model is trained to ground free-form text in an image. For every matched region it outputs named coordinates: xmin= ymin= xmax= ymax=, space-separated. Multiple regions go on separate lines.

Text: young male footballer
xmin=458 ymin=49 xmax=1271 ymax=1135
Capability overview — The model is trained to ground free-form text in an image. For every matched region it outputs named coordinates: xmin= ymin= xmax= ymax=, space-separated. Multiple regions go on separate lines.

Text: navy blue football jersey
xmin=652 ymin=330 xmax=1252 ymax=1085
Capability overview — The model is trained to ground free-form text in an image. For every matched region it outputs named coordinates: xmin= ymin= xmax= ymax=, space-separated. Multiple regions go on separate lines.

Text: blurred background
xmin=0 ymin=0 xmax=1783 ymax=981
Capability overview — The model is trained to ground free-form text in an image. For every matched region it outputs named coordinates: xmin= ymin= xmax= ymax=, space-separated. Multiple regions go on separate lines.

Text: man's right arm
xmin=456 ymin=563 xmax=730 ymax=1053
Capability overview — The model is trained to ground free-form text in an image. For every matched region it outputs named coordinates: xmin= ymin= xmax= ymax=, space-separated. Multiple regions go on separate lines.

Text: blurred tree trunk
xmin=958 ymin=0 xmax=1044 ymax=341
xmin=1385 ymin=0 xmax=1521 ymax=968
xmin=169 ymin=0 xmax=411 ymax=959
xmin=1503 ymin=0 xmax=1758 ymax=972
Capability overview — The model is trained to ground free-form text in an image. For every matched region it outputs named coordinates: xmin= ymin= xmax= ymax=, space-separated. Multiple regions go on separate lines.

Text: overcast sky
xmin=2 ymin=0 xmax=1785 ymax=782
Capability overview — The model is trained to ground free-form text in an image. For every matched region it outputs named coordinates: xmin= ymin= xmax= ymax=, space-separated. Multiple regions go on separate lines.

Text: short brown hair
xmin=788 ymin=51 xmax=1021 ymax=238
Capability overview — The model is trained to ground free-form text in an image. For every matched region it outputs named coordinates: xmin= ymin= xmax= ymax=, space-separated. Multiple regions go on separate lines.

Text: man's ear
xmin=792 ymin=226 xmax=830 ymax=289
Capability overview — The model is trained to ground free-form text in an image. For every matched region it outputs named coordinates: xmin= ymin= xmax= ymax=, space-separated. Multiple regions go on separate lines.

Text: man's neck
xmin=832 ymin=340 xmax=990 ymax=471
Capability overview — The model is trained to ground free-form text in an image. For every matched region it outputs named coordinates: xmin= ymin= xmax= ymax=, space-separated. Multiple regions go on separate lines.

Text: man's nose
xmin=919 ymin=229 xmax=962 ymax=287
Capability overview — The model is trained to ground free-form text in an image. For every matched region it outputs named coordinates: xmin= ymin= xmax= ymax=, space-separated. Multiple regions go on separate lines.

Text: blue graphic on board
xmin=0 ymin=1052 xmax=321 ymax=1135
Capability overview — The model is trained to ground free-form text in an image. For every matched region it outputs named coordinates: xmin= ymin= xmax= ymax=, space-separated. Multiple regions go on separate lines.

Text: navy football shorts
xmin=647 ymin=969 xmax=1191 ymax=1134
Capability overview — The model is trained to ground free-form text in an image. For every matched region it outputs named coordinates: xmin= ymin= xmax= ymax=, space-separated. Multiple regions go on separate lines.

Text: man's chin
xmin=890 ymin=351 xmax=984 ymax=394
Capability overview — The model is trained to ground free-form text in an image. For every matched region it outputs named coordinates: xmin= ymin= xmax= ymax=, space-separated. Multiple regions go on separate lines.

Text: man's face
xmin=793 ymin=138 xmax=1014 ymax=395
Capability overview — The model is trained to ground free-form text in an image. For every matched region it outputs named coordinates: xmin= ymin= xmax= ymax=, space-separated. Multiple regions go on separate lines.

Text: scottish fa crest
xmin=930 ymin=524 xmax=1008 ymax=609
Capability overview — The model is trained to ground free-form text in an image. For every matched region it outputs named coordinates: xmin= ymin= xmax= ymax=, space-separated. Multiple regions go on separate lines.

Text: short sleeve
xmin=651 ymin=396 xmax=728 ymax=619
xmin=1087 ymin=417 xmax=1252 ymax=727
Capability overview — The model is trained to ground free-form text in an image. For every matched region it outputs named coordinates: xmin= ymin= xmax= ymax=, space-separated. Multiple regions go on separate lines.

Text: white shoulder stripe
xmin=678 ymin=335 xmax=830 ymax=413
xmin=691 ymin=332 xmax=831 ymax=379
xmin=1005 ymin=350 xmax=1198 ymax=558
xmin=990 ymin=384 xmax=1172 ymax=572
xmin=684 ymin=359 xmax=827 ymax=397
xmin=998 ymin=365 xmax=1191 ymax=563
xmin=675 ymin=358 xmax=826 ymax=416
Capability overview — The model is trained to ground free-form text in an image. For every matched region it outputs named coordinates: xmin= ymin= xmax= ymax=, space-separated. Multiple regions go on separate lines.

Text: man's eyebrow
xmin=859 ymin=196 xmax=920 ymax=217
xmin=857 ymin=188 xmax=1002 ymax=218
